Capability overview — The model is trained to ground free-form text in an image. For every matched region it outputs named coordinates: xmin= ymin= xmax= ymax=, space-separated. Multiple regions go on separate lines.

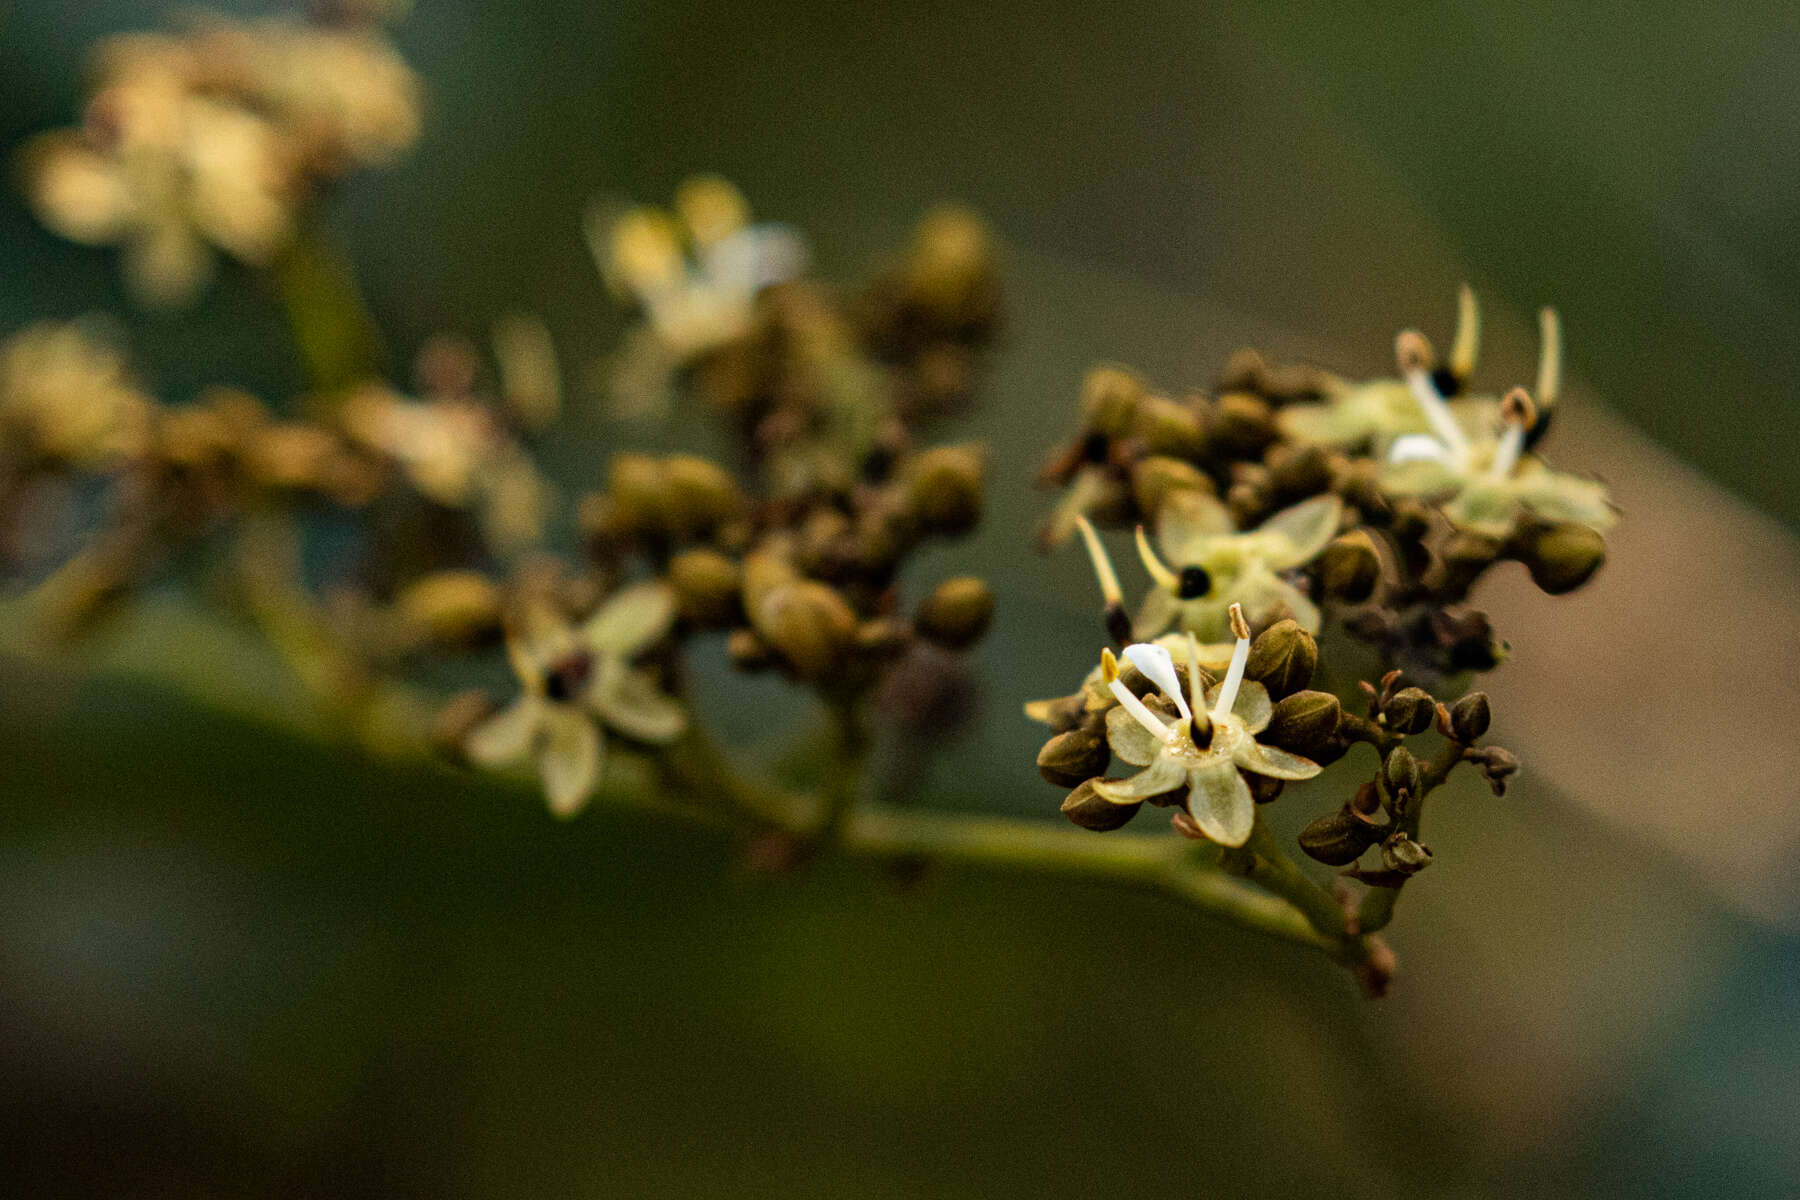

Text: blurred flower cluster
xmin=21 ymin=2 xmax=421 ymax=307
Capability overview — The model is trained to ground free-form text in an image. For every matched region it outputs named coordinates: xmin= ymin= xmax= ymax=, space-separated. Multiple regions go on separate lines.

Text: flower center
xmin=543 ymin=650 xmax=594 ymax=703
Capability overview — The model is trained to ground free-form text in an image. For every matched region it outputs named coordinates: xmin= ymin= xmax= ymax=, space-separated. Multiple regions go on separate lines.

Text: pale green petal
xmin=583 ymin=580 xmax=676 ymax=656
xmin=594 ymin=665 xmax=687 ymax=743
xmin=1379 ymin=457 xmax=1464 ymax=499
xmin=1276 ymin=400 xmax=1370 ymax=448
xmin=1233 ymin=738 xmax=1321 ymax=781
xmin=1509 ymin=466 xmax=1617 ymax=531
xmin=1232 ymin=679 xmax=1272 ymax=734
xmin=1106 ymin=703 xmax=1163 ymax=766
xmin=1247 ymin=494 xmax=1342 ymax=570
xmin=1228 ymin=568 xmax=1320 ymax=636
xmin=539 ymin=705 xmax=603 ymax=817
xmin=1183 ymin=759 xmax=1255 ymax=847
xmin=1091 ymin=755 xmax=1187 ymax=803
xmin=465 ymin=696 xmax=543 ymax=766
xmin=1155 ymin=489 xmax=1234 ymax=564
xmin=1132 ymin=586 xmax=1182 ymax=640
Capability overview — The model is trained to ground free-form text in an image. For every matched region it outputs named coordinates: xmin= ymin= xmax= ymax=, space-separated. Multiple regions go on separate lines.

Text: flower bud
xmin=1266 ymin=442 xmax=1333 ymax=501
xmin=1130 ymin=395 xmax=1207 ymax=459
xmin=668 ymin=548 xmax=742 ymax=627
xmin=396 ymin=570 xmax=502 ymax=646
xmin=1248 ymin=774 xmax=1285 ymax=804
xmin=1383 ymin=745 xmax=1423 ymax=805
xmin=727 ymin=627 xmax=776 ymax=671
xmin=663 ymin=454 xmax=741 ymax=537
xmin=1476 ymin=746 xmax=1520 ymax=796
xmin=1209 ymin=392 xmax=1277 ymax=458
xmin=906 ymin=444 xmax=984 ymax=535
xmin=751 ymin=579 xmax=858 ymax=680
xmin=1450 ymin=691 xmax=1492 ymax=743
xmin=1130 ymin=456 xmax=1213 ymax=520
xmin=1299 ymin=806 xmax=1381 ymax=866
xmin=1383 ymin=687 xmax=1435 ymax=735
xmin=1319 ymin=529 xmax=1381 ymax=602
xmin=1061 ymin=779 xmax=1141 ymax=831
xmin=1380 ymin=831 xmax=1433 ymax=876
xmin=1518 ymin=521 xmax=1606 ymax=595
xmin=1263 ymin=689 xmax=1342 ymax=755
xmin=605 ymin=452 xmax=666 ymax=534
xmin=1245 ymin=619 xmax=1316 ymax=699
xmin=1038 ymin=727 xmax=1109 ymax=788
xmin=915 ymin=576 xmax=995 ymax=650
xmin=855 ymin=618 xmax=912 ymax=661
xmin=1079 ymin=366 xmax=1145 ymax=437
xmin=741 ymin=548 xmax=799 ymax=615
xmin=1443 ymin=529 xmax=1504 ymax=580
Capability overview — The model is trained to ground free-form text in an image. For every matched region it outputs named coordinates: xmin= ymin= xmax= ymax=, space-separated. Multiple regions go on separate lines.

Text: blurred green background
xmin=4 ymin=2 xmax=1799 ymax=1197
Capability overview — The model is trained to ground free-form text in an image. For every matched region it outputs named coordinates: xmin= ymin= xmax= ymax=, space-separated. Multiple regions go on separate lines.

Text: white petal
xmin=1233 ymin=739 xmax=1321 ymax=781
xmin=1121 ymin=642 xmax=1189 ymax=718
xmin=1388 ymin=433 xmax=1456 ymax=467
xmin=465 ymin=696 xmax=542 ymax=766
xmin=595 ymin=665 xmax=687 ymax=744
xmin=1184 ymin=759 xmax=1255 ymax=848
xmin=538 ymin=706 xmax=603 ymax=818
xmin=583 ymin=581 xmax=676 ymax=656
xmin=1106 ymin=703 xmax=1164 ymax=767
xmin=1251 ymin=494 xmax=1342 ymax=570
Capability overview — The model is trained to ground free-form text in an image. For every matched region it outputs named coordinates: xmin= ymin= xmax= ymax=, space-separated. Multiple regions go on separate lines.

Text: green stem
xmin=273 ymin=218 xmax=386 ymax=394
xmin=1232 ymin=816 xmax=1354 ymax=949
xmin=1356 ymin=740 xmax=1463 ymax=933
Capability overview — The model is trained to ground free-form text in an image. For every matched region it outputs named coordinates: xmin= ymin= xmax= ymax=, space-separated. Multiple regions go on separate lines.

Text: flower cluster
xmin=21 ymin=4 xmax=421 ymax=307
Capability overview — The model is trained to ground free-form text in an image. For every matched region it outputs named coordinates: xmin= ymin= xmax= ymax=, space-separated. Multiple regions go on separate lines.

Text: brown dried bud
xmin=1319 ymin=529 xmax=1381 ymax=602
xmin=1038 ymin=727 xmax=1110 ymax=788
xmin=1517 ymin=521 xmax=1606 ymax=595
xmin=1384 ymin=745 xmax=1423 ymax=805
xmin=668 ymin=548 xmax=742 ymax=627
xmin=396 ymin=570 xmax=502 ymax=647
xmin=1080 ymin=366 xmax=1145 ymax=437
xmin=1264 ymin=689 xmax=1342 ymax=755
xmin=1475 ymin=746 xmax=1520 ymax=795
xmin=1245 ymin=618 xmax=1316 ymax=699
xmin=1130 ymin=456 xmax=1214 ymax=520
xmin=1383 ymin=687 xmax=1435 ymax=735
xmin=1380 ymin=831 xmax=1433 ymax=876
xmin=1299 ymin=806 xmax=1381 ymax=866
xmin=906 ymin=444 xmax=985 ymax=535
xmin=1061 ymin=779 xmax=1141 ymax=831
xmin=751 ymin=579 xmax=858 ymax=680
xmin=915 ymin=576 xmax=995 ymax=650
xmin=1450 ymin=691 xmax=1492 ymax=743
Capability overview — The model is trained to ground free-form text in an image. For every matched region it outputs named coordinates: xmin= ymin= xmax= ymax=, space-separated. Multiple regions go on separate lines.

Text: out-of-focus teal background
xmin=4 ymin=2 xmax=1800 ymax=1197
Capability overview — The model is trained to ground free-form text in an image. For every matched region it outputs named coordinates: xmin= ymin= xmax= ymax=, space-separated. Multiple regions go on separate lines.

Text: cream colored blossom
xmin=0 ymin=320 xmax=153 ymax=464
xmin=466 ymin=584 xmax=687 ymax=817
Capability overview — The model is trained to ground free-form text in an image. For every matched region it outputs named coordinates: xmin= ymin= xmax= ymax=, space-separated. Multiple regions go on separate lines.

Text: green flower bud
xmin=668 ymin=548 xmax=742 ymax=627
xmin=1319 ymin=529 xmax=1381 ymax=602
xmin=1248 ymin=774 xmax=1285 ymax=804
xmin=1383 ymin=687 xmax=1435 ymax=735
xmin=1384 ymin=745 xmax=1423 ymax=805
xmin=751 ymin=580 xmax=858 ymax=680
xmin=1443 ymin=529 xmax=1505 ymax=578
xmin=1380 ymin=831 xmax=1433 ymax=876
xmin=1130 ymin=395 xmax=1208 ymax=459
xmin=1209 ymin=392 xmax=1277 ymax=458
xmin=1080 ymin=366 xmax=1145 ymax=438
xmin=1450 ymin=691 xmax=1492 ymax=743
xmin=741 ymin=549 xmax=799 ymax=615
xmin=727 ymin=627 xmax=776 ymax=672
xmin=1038 ymin=727 xmax=1109 ymax=788
xmin=915 ymin=576 xmax=995 ymax=650
xmin=396 ymin=570 xmax=502 ymax=647
xmin=606 ymin=452 xmax=666 ymax=533
xmin=855 ymin=618 xmax=913 ymax=661
xmin=1263 ymin=689 xmax=1342 ymax=755
xmin=663 ymin=454 xmax=741 ymax=536
xmin=1299 ymin=805 xmax=1381 ymax=866
xmin=906 ymin=444 xmax=985 ymax=535
xmin=1518 ymin=521 xmax=1606 ymax=595
xmin=1266 ymin=442 xmax=1333 ymax=501
xmin=1245 ymin=618 xmax=1317 ymax=699
xmin=1130 ymin=456 xmax=1213 ymax=521
xmin=1061 ymin=778 xmax=1141 ymax=831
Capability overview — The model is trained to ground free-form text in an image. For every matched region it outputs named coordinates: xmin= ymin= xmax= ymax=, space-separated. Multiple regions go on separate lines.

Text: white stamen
xmin=1123 ymin=642 xmax=1191 ymax=722
xmin=1388 ymin=432 xmax=1456 ymax=467
xmin=1211 ymin=620 xmax=1251 ymax=724
xmin=1403 ymin=367 xmax=1470 ymax=469
xmin=1536 ymin=307 xmax=1561 ymax=410
xmin=1450 ymin=284 xmax=1480 ymax=381
xmin=1184 ymin=632 xmax=1208 ymax=720
xmin=1134 ymin=524 xmax=1180 ymax=591
xmin=1489 ymin=423 xmax=1525 ymax=480
xmin=1109 ymin=678 xmax=1174 ymax=743
xmin=1074 ymin=515 xmax=1124 ymax=606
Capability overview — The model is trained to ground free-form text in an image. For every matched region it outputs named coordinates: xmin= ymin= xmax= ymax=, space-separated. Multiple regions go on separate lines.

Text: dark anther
xmin=860 ymin=445 xmax=896 ymax=483
xmin=1080 ymin=431 xmax=1110 ymax=463
xmin=1103 ymin=601 xmax=1132 ymax=646
xmin=1523 ymin=405 xmax=1553 ymax=451
xmin=1177 ymin=564 xmax=1211 ymax=599
xmin=1430 ymin=365 xmax=1462 ymax=397
xmin=543 ymin=651 xmax=594 ymax=703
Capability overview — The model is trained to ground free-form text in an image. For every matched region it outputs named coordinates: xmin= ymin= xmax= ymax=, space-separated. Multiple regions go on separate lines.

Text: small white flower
xmin=1090 ymin=605 xmax=1320 ymax=847
xmin=465 ymin=583 xmax=686 ymax=817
